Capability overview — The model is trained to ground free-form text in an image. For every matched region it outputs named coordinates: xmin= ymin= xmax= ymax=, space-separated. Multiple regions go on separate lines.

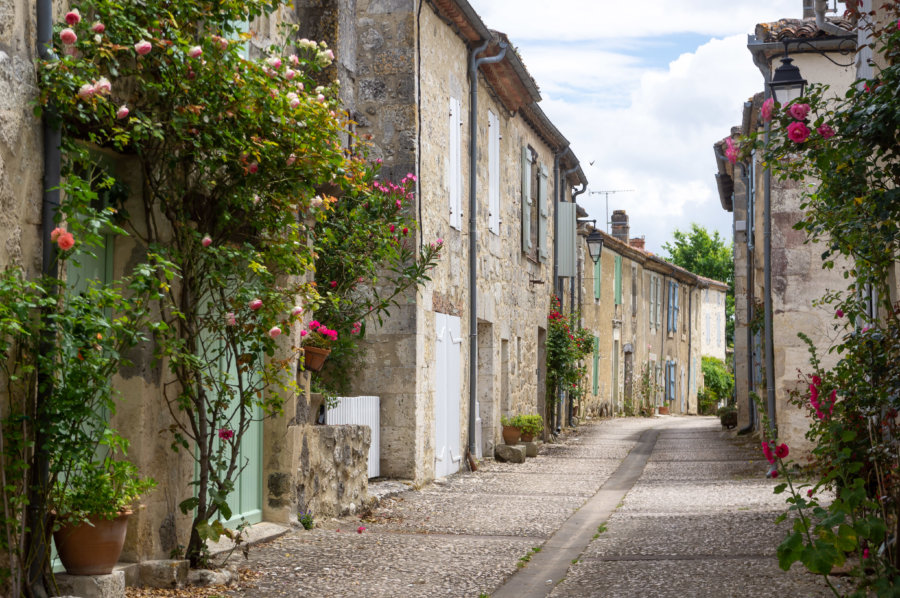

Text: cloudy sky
xmin=467 ymin=0 xmax=802 ymax=255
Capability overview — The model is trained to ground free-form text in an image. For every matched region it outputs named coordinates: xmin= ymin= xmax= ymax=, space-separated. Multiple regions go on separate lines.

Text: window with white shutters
xmin=488 ymin=111 xmax=500 ymax=235
xmin=521 ymin=146 xmax=532 ymax=252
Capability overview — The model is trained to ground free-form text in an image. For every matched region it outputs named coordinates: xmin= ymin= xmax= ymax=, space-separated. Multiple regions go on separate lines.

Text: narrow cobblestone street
xmin=225 ymin=416 xmax=839 ymax=597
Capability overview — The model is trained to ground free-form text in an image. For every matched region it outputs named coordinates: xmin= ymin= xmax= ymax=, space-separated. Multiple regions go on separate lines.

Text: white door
xmin=434 ymin=313 xmax=463 ymax=478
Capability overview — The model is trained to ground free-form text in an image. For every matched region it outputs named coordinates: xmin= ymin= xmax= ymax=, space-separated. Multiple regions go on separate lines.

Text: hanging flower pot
xmin=303 ymin=346 xmax=331 ymax=372
xmin=53 ymin=511 xmax=131 ymax=575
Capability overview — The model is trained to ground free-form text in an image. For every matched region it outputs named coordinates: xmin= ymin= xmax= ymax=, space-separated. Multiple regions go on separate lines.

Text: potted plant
xmin=50 ymin=435 xmax=156 ymax=576
xmin=301 ymin=320 xmax=338 ymax=372
xmin=717 ymin=404 xmax=738 ymax=430
xmin=515 ymin=414 xmax=544 ymax=442
xmin=500 ymin=415 xmax=521 ymax=445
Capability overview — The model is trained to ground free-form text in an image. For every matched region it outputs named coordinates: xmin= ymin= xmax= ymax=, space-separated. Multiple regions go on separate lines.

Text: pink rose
xmin=268 ymin=326 xmax=281 ymax=339
xmin=267 ymin=56 xmax=282 ymax=69
xmin=285 ymin=69 xmax=296 ymax=80
xmin=326 ymin=49 xmax=335 ymax=61
xmin=77 ymin=83 xmax=95 ymax=100
xmin=188 ymin=45 xmax=203 ymax=58
xmin=94 ymin=77 xmax=111 ymax=95
xmin=402 ymin=227 xmax=408 ymax=236
xmin=760 ymin=97 xmax=774 ymax=122
xmin=134 ymin=40 xmax=152 ymax=55
xmin=248 ymin=162 xmax=258 ymax=174
xmin=91 ymin=22 xmax=105 ymax=34
xmin=226 ymin=312 xmax=236 ymax=326
xmin=57 ymin=231 xmax=75 ymax=251
xmin=60 ymin=28 xmax=77 ymax=45
xmin=289 ymin=54 xmax=299 ymax=66
xmin=116 ymin=105 xmax=129 ymax=119
xmin=50 ymin=227 xmax=63 ymax=242
xmin=249 ymin=298 xmax=263 ymax=311
xmin=787 ymin=121 xmax=810 ymax=143
xmin=202 ymin=235 xmax=212 ymax=247
xmin=389 ymin=224 xmax=395 ymax=233
xmin=817 ymin=124 xmax=835 ymax=139
xmin=65 ymin=9 xmax=81 ymax=26
xmin=316 ymin=93 xmax=326 ymax=102
xmin=788 ymin=103 xmax=810 ymax=121
xmin=330 ymin=280 xmax=337 ymax=288
xmin=287 ymin=153 xmax=297 ymax=166
xmin=291 ymin=306 xmax=304 ymax=317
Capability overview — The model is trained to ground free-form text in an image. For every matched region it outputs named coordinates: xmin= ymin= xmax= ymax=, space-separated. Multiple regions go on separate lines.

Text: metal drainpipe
xmin=467 ymin=38 xmax=508 ymax=457
xmin=27 ymin=2 xmax=60 ymax=596
xmin=737 ymin=160 xmax=756 ymax=435
xmin=763 ymin=106 xmax=778 ymax=461
xmin=563 ymin=173 xmax=582 ymax=427
xmin=551 ymin=146 xmax=570 ymax=434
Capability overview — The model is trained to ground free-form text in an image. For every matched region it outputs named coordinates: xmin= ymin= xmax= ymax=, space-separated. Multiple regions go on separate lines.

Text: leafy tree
xmin=662 ymin=224 xmax=735 ymax=346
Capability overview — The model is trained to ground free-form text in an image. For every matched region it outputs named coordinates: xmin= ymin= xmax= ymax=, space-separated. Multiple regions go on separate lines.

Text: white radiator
xmin=326 ymin=395 xmax=381 ymax=478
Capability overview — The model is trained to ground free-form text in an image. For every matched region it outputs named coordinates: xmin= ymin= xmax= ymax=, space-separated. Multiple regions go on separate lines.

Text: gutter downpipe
xmin=763 ymin=104 xmax=778 ymax=464
xmin=737 ymin=159 xmax=756 ymax=435
xmin=27 ymin=2 xmax=60 ymax=596
xmin=467 ymin=38 xmax=507 ymax=457
xmin=564 ymin=173 xmax=582 ymax=428
xmin=550 ymin=146 xmax=570 ymax=434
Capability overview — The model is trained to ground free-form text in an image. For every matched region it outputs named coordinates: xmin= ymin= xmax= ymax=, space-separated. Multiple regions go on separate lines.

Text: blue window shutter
xmin=594 ymin=258 xmax=601 ymax=300
xmin=521 ymin=146 xmax=531 ymax=252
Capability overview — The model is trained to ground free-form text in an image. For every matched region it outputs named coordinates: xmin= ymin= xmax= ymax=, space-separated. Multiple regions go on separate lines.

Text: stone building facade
xmin=579 ymin=213 xmax=726 ymax=419
xmin=714 ymin=8 xmax=856 ymax=450
xmin=294 ymin=0 xmax=588 ymax=482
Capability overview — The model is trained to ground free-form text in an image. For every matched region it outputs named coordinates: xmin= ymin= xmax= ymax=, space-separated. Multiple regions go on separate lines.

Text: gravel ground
xmin=209 ymin=416 xmax=838 ymax=597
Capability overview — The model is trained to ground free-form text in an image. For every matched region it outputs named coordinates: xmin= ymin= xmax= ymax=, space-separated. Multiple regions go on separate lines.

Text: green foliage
xmin=662 ymin=224 xmax=735 ymax=345
xmin=511 ymin=414 xmax=543 ymax=437
xmin=742 ymin=5 xmax=900 ymax=593
xmin=546 ymin=297 xmax=593 ymax=411
xmin=699 ymin=356 xmax=733 ymax=415
xmin=627 ymin=362 xmax=660 ymax=417
xmin=298 ymin=510 xmax=314 ymax=530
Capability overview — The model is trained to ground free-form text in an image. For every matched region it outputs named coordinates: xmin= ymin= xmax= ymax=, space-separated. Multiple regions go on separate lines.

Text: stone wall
xmin=295 ymin=424 xmax=371 ymax=518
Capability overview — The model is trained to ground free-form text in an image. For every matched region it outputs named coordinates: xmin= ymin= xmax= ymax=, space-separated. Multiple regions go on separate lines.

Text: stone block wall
xmin=295 ymin=424 xmax=372 ymax=518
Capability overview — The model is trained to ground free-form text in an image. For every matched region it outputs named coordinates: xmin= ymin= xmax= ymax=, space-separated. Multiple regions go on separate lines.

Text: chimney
xmin=802 ymin=0 xmax=815 ymax=18
xmin=629 ymin=237 xmax=645 ymax=251
xmin=610 ymin=210 xmax=630 ymax=243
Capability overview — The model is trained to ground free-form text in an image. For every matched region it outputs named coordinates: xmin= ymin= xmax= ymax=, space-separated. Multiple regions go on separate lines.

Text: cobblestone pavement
xmin=227 ymin=417 xmax=839 ymax=597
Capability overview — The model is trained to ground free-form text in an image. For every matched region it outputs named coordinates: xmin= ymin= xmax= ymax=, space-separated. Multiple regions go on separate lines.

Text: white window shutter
xmin=538 ymin=163 xmax=549 ymax=261
xmin=521 ymin=146 xmax=531 ymax=252
xmin=449 ymin=97 xmax=462 ymax=230
xmin=655 ymin=277 xmax=661 ymax=329
xmin=488 ymin=111 xmax=500 ymax=235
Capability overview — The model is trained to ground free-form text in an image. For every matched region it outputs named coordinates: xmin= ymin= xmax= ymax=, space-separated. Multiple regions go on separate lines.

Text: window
xmin=682 ymin=287 xmax=688 ymax=332
xmin=521 ymin=146 xmax=533 ymax=253
xmin=667 ymin=281 xmax=679 ymax=333
xmin=648 ymin=274 xmax=661 ymax=330
xmin=488 ymin=110 xmax=500 ymax=235
xmin=614 ymin=255 xmax=622 ymax=305
xmin=449 ymin=97 xmax=462 ymax=230
xmin=537 ymin=163 xmax=549 ymax=261
xmin=593 ymin=257 xmax=601 ymax=301
xmin=631 ymin=266 xmax=638 ymax=315
xmin=665 ymin=360 xmax=677 ymax=402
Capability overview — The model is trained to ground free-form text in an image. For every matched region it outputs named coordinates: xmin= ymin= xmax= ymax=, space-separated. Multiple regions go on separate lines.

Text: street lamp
xmin=769 ymin=44 xmax=807 ymax=105
xmin=586 ymin=229 xmax=604 ymax=264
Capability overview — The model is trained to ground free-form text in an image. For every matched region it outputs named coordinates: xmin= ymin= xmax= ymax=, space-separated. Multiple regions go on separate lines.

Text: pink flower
xmin=761 ymin=441 xmax=775 ymax=465
xmin=218 ymin=428 xmax=234 ymax=440
xmin=863 ymin=548 xmax=870 ymax=559
xmin=91 ymin=22 xmax=105 ymax=34
xmin=57 ymin=231 xmax=75 ymax=251
xmin=65 ymin=9 xmax=81 ymax=25
xmin=116 ymin=105 xmax=129 ymax=119
xmin=788 ymin=103 xmax=810 ymax=121
xmin=292 ymin=306 xmax=304 ymax=317
xmin=188 ymin=45 xmax=203 ymax=58
xmin=309 ymin=320 xmax=320 ymax=329
xmin=316 ymin=93 xmax=326 ymax=102
xmin=202 ymin=235 xmax=212 ymax=247
xmin=835 ymin=308 xmax=844 ymax=318
xmin=357 ymin=526 xmax=365 ymax=534
xmin=761 ymin=98 xmax=774 ymax=122
xmin=330 ymin=281 xmax=337 ymax=288
xmin=60 ymin=28 xmax=77 ymax=45
xmin=287 ymin=153 xmax=297 ymax=166
xmin=268 ymin=326 xmax=281 ymax=339
xmin=226 ymin=312 xmax=236 ymax=326
xmin=267 ymin=56 xmax=282 ymax=69
xmin=787 ymin=121 xmax=810 ymax=143
xmin=300 ymin=330 xmax=308 ymax=337
xmin=402 ymin=227 xmax=408 ymax=236
xmin=77 ymin=83 xmax=94 ymax=100
xmin=725 ymin=137 xmax=738 ymax=165
xmin=436 ymin=238 xmax=443 ymax=245
xmin=285 ymin=69 xmax=296 ymax=81
xmin=50 ymin=227 xmax=64 ymax=242
xmin=775 ymin=443 xmax=789 ymax=459
xmin=807 ymin=489 xmax=814 ymax=497
xmin=770 ymin=469 xmax=779 ymax=479
xmin=395 ymin=199 xmax=402 ymax=209
xmin=248 ymin=162 xmax=258 ymax=174
xmin=817 ymin=124 xmax=835 ymax=139
xmin=289 ymin=54 xmax=299 ymax=66
xmin=249 ymin=298 xmax=263 ymax=311
xmin=94 ymin=77 xmax=111 ymax=95
xmin=134 ymin=40 xmax=152 ymax=55
xmin=389 ymin=224 xmax=395 ymax=233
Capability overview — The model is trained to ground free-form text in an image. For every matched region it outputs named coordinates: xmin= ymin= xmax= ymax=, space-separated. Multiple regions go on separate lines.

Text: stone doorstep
xmin=53 ymin=571 xmax=124 ymax=598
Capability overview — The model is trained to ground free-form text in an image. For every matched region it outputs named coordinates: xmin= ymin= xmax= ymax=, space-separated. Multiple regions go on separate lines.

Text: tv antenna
xmin=588 ymin=189 xmax=635 ymax=232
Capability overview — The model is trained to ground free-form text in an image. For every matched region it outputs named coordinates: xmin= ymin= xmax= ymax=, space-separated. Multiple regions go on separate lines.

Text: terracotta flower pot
xmin=658 ymin=405 xmax=669 ymax=415
xmin=53 ymin=511 xmax=131 ymax=575
xmin=502 ymin=425 xmax=521 ymax=445
xmin=303 ymin=346 xmax=331 ymax=372
xmin=520 ymin=432 xmax=534 ymax=443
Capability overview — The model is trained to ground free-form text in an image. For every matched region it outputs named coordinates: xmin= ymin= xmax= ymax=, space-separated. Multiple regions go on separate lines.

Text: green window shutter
xmin=521 ymin=146 xmax=532 ymax=252
xmin=614 ymin=255 xmax=622 ymax=305
xmin=593 ymin=258 xmax=601 ymax=300
xmin=538 ymin=163 xmax=549 ymax=262
xmin=674 ymin=283 xmax=680 ymax=332
xmin=592 ymin=336 xmax=600 ymax=395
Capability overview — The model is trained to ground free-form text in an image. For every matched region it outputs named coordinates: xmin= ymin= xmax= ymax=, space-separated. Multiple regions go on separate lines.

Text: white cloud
xmin=466 ymin=0 xmax=788 ymax=254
